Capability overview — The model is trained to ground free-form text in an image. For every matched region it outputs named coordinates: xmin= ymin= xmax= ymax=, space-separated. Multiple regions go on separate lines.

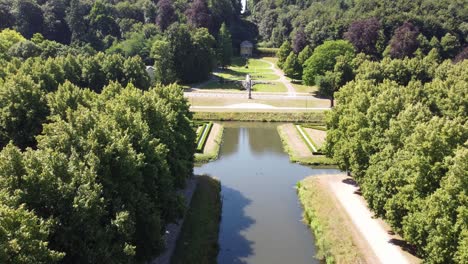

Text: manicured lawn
xmin=252 ymin=83 xmax=287 ymax=92
xmin=262 ymin=57 xmax=278 ymax=64
xmin=171 ymin=176 xmax=221 ymax=264
xmin=247 ymin=58 xmax=271 ymax=69
xmin=292 ymin=82 xmax=318 ymax=94
xmin=199 ymin=81 xmax=243 ymax=90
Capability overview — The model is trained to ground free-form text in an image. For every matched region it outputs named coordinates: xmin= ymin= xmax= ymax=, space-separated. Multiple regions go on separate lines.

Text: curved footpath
xmin=324 ymin=175 xmax=416 ymax=264
xmin=260 ymin=59 xmax=297 ymax=97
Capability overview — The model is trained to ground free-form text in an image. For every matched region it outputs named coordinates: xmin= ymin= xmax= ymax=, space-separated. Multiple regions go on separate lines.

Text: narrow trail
xmin=261 ymin=59 xmax=297 ymax=97
xmin=326 ymin=175 xmax=411 ymax=264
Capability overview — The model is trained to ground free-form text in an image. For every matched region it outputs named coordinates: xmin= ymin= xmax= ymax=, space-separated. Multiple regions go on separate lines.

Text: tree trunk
xmin=330 ymin=95 xmax=334 ymax=108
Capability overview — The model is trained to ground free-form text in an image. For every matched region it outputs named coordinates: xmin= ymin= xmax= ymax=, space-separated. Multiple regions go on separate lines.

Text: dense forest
xmin=247 ymin=1 xmax=468 ymax=263
xmin=325 ymin=55 xmax=467 ymax=264
xmin=0 ymin=0 xmax=256 ymax=84
xmin=0 ymin=0 xmax=467 ymax=263
xmin=0 ymin=0 xmax=254 ymax=262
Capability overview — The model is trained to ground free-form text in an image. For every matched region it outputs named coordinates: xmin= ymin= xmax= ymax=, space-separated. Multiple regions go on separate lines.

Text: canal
xmin=194 ymin=122 xmax=341 ymax=264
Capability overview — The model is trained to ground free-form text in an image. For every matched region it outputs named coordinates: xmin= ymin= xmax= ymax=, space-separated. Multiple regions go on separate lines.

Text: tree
xmin=217 ymin=23 xmax=233 ymax=68
xmin=88 ymin=1 xmax=120 ymax=38
xmin=0 ymin=74 xmax=49 ymax=149
xmin=0 ymin=197 xmax=64 ymax=264
xmin=303 ymin=40 xmax=355 ymax=85
xmin=65 ymin=0 xmax=91 ymax=44
xmin=389 ymin=22 xmax=420 ymax=59
xmin=440 ymin=33 xmax=460 ymax=59
xmin=344 ymin=18 xmax=381 ymax=57
xmin=283 ymin=51 xmax=302 ymax=80
xmin=298 ymin=45 xmax=312 ymax=65
xmin=155 ymin=0 xmax=176 ymax=31
xmin=316 ymin=55 xmax=354 ymax=107
xmin=122 ymin=56 xmax=151 ymax=89
xmin=292 ymin=27 xmax=307 ymax=53
xmin=454 ymin=46 xmax=468 ymax=63
xmin=190 ymin=28 xmax=216 ymax=83
xmin=186 ymin=0 xmax=212 ymax=30
xmin=151 ymin=39 xmax=177 ymax=84
xmin=0 ymin=29 xmax=26 ymax=60
xmin=8 ymin=40 xmax=41 ymax=60
xmin=0 ymin=0 xmax=15 ymax=29
xmin=41 ymin=0 xmax=71 ymax=43
xmin=12 ymin=0 xmax=44 ymax=38
xmin=276 ymin=41 xmax=291 ymax=69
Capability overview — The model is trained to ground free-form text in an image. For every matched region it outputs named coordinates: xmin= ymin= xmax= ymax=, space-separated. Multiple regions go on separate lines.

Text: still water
xmin=194 ymin=122 xmax=341 ymax=264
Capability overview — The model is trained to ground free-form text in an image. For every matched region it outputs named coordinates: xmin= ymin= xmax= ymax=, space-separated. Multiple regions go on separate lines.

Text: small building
xmin=146 ymin=66 xmax=155 ymax=82
xmin=240 ymin=40 xmax=253 ymax=57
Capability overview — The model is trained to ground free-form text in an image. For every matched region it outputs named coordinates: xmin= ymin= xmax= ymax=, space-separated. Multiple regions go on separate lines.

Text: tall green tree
xmin=276 ymin=41 xmax=291 ymax=69
xmin=0 ymin=73 xmax=49 ymax=149
xmin=217 ymin=23 xmax=233 ymax=68
xmin=303 ymin=40 xmax=355 ymax=85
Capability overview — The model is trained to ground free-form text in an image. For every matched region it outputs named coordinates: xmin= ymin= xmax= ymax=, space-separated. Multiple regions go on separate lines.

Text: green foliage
xmin=297 ymin=45 xmax=312 ymax=65
xmin=283 ymin=51 xmax=302 ymax=80
xmin=326 ymin=58 xmax=468 ymax=263
xmin=0 ymin=81 xmax=195 ymax=263
xmin=0 ymin=194 xmax=64 ymax=263
xmin=152 ymin=24 xmax=216 ymax=84
xmin=217 ymin=23 xmax=233 ymax=68
xmin=276 ymin=41 xmax=291 ymax=69
xmin=0 ymin=29 xmax=26 ymax=60
xmin=303 ymin=40 xmax=354 ymax=86
xmin=250 ymin=0 xmax=466 ymax=61
xmin=0 ymin=73 xmax=49 ymax=149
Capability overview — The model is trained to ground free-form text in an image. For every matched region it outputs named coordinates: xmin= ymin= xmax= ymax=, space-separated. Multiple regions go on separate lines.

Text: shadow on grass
xmin=217 ymin=184 xmax=255 ymax=264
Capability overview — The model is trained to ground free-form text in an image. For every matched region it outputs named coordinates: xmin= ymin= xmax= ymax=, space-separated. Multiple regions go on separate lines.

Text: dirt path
xmin=151 ymin=178 xmax=197 ymax=264
xmin=261 ymin=59 xmax=297 ymax=97
xmin=190 ymin=105 xmax=330 ymax=111
xmin=320 ymin=174 xmax=420 ymax=264
xmin=279 ymin=124 xmax=311 ymax=157
xmin=203 ymin=123 xmax=221 ymax=154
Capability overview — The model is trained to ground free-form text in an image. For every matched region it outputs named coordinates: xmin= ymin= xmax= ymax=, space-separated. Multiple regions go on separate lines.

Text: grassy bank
xmin=171 ymin=176 xmax=222 ymax=264
xmin=298 ymin=177 xmax=364 ymax=263
xmin=277 ymin=125 xmax=336 ymax=166
xmin=195 ymin=124 xmax=224 ymax=164
xmin=193 ymin=111 xmax=326 ymax=123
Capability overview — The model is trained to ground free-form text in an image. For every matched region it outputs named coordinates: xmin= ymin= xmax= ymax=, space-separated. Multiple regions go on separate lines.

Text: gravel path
xmin=279 ymin=124 xmax=312 ymax=157
xmin=261 ymin=59 xmax=297 ymax=97
xmin=326 ymin=176 xmax=412 ymax=264
xmin=150 ymin=178 xmax=197 ymax=264
xmin=190 ymin=105 xmax=330 ymax=111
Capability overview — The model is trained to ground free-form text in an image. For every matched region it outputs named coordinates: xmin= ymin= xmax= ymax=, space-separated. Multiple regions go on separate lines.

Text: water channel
xmin=194 ymin=122 xmax=342 ymax=264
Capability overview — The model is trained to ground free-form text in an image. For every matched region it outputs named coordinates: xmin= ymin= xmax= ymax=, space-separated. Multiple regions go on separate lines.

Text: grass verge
xmin=277 ymin=125 xmax=336 ymax=166
xmin=171 ymin=176 xmax=221 ymax=264
xmin=193 ymin=111 xmax=326 ymax=123
xmin=297 ymin=177 xmax=365 ymax=264
xmin=196 ymin=122 xmax=213 ymax=153
xmin=195 ymin=124 xmax=224 ymax=164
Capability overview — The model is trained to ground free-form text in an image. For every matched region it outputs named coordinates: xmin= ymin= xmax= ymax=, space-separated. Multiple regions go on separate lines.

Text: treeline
xmin=0 ymin=0 xmax=256 ymax=84
xmin=325 ymin=56 xmax=468 ymax=263
xmin=0 ymin=43 xmax=196 ymax=263
xmin=249 ymin=0 xmax=466 ymax=53
xmin=0 ymin=0 xmax=247 ymax=49
xmin=275 ymin=15 xmax=466 ymax=105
